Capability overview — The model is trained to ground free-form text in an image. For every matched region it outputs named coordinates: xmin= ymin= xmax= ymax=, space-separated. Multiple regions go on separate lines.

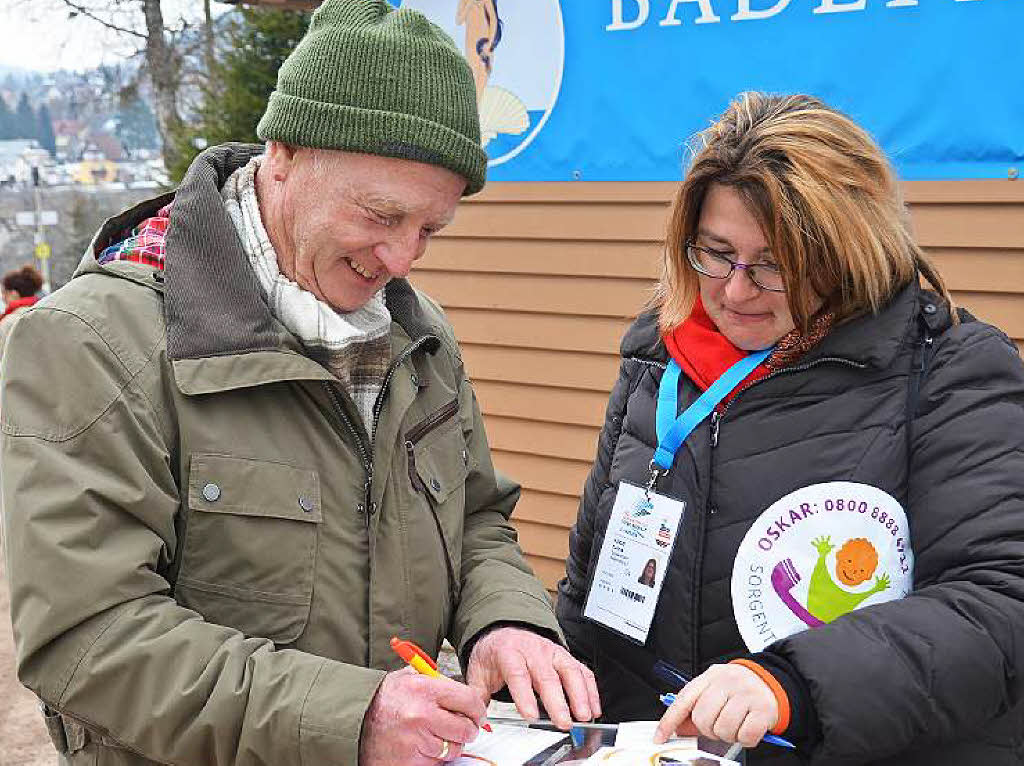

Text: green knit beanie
xmin=257 ymin=0 xmax=486 ymax=195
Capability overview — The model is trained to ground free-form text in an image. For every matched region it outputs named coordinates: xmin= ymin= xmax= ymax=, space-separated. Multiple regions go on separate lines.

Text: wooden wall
xmin=411 ymin=180 xmax=1024 ymax=592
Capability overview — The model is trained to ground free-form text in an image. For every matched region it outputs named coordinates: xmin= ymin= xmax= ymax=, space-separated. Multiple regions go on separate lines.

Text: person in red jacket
xmin=0 ymin=264 xmax=43 ymax=360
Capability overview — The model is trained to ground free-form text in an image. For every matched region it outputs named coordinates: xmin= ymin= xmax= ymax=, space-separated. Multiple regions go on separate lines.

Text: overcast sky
xmin=0 ymin=0 xmax=235 ymax=73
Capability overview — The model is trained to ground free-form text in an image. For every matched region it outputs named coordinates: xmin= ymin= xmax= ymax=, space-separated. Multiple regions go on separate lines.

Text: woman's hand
xmin=654 ymin=663 xmax=778 ymax=748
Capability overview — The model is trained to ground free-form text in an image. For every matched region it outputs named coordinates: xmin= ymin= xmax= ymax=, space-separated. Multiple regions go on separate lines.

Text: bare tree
xmin=139 ymin=0 xmax=185 ymax=170
xmin=46 ymin=0 xmax=201 ymax=173
xmin=203 ymin=0 xmax=215 ymax=83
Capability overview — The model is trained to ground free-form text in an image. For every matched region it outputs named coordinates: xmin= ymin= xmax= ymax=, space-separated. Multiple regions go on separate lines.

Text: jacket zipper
xmin=323 ymin=382 xmax=373 ymax=520
xmin=404 ymin=397 xmax=460 ymax=491
xmin=367 ymin=334 xmax=438 ymax=513
xmin=627 ymin=357 xmax=667 ymax=370
xmin=321 ymin=334 xmax=438 ymax=523
xmin=323 ymin=334 xmax=437 ymax=669
xmin=719 ymin=356 xmax=868 ymax=427
xmin=683 ymin=407 xmax=721 ymax=674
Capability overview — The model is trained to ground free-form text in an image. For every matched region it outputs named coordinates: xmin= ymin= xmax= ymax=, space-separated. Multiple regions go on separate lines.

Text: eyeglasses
xmin=686 ymin=242 xmax=785 ymax=293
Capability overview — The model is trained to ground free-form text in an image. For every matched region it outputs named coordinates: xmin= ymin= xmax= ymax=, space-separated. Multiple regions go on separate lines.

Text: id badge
xmin=583 ymin=482 xmax=685 ymax=644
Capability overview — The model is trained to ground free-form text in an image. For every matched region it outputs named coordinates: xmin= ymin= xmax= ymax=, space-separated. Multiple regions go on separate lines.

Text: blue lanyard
xmin=652 ymin=349 xmax=772 ymax=472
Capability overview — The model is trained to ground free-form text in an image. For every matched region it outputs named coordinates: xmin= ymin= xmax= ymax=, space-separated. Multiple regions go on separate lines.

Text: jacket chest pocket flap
xmin=176 ymin=453 xmax=321 ymax=644
xmin=409 ymin=416 xmax=470 ymax=595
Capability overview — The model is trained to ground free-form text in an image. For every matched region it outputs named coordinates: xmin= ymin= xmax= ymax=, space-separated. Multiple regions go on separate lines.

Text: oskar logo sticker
xmin=731 ymin=482 xmax=914 ymax=651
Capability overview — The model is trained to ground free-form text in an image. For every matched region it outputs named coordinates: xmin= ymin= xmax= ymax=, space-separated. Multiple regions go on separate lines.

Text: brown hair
xmin=3 ymin=264 xmax=43 ymax=298
xmin=654 ymin=92 xmax=954 ymax=334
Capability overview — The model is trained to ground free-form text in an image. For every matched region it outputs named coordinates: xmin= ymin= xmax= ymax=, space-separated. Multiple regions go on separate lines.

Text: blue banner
xmin=400 ymin=1 xmax=1022 ymax=182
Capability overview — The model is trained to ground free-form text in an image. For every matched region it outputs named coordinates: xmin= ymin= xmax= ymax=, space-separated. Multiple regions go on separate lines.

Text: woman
xmin=0 ymin=264 xmax=43 ymax=361
xmin=557 ymin=93 xmax=1024 ymax=765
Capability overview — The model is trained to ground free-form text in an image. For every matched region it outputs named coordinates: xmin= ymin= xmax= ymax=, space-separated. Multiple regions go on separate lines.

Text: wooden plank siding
xmin=411 ymin=180 xmax=1024 ymax=591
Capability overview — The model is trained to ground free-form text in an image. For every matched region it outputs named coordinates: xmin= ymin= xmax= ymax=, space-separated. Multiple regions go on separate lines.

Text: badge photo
xmin=583 ymin=482 xmax=685 ymax=644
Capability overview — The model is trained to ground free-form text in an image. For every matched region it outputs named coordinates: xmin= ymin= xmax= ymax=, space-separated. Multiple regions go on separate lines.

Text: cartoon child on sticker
xmin=772 ymin=536 xmax=891 ymax=628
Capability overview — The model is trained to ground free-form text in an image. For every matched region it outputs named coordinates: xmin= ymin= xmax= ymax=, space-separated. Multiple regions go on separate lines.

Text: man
xmin=0 ymin=2 xmax=598 ymax=764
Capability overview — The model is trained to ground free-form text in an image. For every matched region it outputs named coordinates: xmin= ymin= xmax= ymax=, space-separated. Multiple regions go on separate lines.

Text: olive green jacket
xmin=1 ymin=145 xmax=561 ymax=765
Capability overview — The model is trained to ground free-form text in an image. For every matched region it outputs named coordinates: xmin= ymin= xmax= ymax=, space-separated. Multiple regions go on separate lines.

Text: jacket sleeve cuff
xmin=744 ymin=651 xmax=821 ymax=749
xmin=298 ymin=659 xmax=386 ymax=765
xmin=730 ymin=658 xmax=790 ymax=734
xmin=452 ymin=588 xmax=564 ymax=662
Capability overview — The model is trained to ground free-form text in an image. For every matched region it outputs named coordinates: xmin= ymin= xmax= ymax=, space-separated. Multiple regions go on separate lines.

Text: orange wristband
xmin=730 ymin=659 xmax=791 ymax=735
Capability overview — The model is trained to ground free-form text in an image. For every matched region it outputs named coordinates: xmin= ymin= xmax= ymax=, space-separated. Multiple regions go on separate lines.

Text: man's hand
xmin=359 ymin=667 xmax=487 ymax=764
xmin=465 ymin=626 xmax=601 ymax=730
xmin=654 ymin=663 xmax=778 ymax=748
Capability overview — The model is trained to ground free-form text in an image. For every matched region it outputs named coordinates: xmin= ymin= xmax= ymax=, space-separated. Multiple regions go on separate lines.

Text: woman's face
xmin=644 ymin=561 xmax=656 ymax=579
xmin=695 ymin=184 xmax=819 ymax=350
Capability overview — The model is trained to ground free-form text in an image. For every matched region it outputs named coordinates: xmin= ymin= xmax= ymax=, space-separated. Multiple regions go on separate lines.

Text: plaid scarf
xmin=222 ymin=156 xmax=392 ymax=436
xmin=97 ymin=205 xmax=171 ymax=268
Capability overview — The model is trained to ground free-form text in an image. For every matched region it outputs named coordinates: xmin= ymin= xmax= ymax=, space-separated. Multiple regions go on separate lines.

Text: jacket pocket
xmin=176 ymin=453 xmax=321 ymax=644
xmin=405 ymin=398 xmax=468 ymax=606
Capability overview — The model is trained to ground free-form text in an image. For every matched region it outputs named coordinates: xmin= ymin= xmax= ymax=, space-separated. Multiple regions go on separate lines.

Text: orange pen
xmin=389 ymin=636 xmax=492 ymax=732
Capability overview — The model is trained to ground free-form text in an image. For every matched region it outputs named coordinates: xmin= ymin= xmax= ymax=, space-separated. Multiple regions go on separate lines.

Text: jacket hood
xmin=621 ymin=280 xmax=948 ymax=372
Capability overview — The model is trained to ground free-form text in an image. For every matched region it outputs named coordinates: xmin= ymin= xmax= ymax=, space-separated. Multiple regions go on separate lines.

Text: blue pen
xmin=659 ymin=693 xmax=795 ymax=749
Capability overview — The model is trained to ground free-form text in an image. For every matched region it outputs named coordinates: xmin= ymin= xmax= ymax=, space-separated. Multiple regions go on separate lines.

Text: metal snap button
xmin=410 ymin=372 xmax=419 ymax=387
xmin=298 ymin=496 xmax=315 ymax=513
xmin=357 ymin=503 xmax=365 ymax=515
xmin=368 ymin=502 xmax=378 ymax=516
xmin=430 ymin=478 xmax=442 ymax=492
xmin=923 ymin=304 xmax=937 ymax=315
xmin=202 ymin=483 xmax=221 ymax=502
xmin=461 ymin=449 xmax=469 ymax=465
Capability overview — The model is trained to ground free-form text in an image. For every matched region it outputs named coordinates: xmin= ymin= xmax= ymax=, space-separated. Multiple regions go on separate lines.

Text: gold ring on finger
xmin=438 ymin=739 xmax=450 ymax=760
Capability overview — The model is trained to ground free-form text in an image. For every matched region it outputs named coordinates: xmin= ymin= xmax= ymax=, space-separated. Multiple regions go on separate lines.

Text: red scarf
xmin=1 ymin=296 xmax=38 ymax=322
xmin=663 ymin=297 xmax=770 ymax=402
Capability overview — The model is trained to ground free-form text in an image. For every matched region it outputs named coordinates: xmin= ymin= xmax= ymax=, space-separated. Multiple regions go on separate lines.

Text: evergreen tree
xmin=15 ymin=93 xmax=36 ymax=140
xmin=116 ymin=86 xmax=160 ymax=153
xmin=37 ymin=104 xmax=57 ymax=155
xmin=0 ymin=97 xmax=13 ymax=140
xmin=170 ymin=7 xmax=311 ymax=181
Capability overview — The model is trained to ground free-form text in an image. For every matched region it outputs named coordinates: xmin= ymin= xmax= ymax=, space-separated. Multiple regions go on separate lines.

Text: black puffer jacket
xmin=557 ymin=281 xmax=1024 ymax=765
